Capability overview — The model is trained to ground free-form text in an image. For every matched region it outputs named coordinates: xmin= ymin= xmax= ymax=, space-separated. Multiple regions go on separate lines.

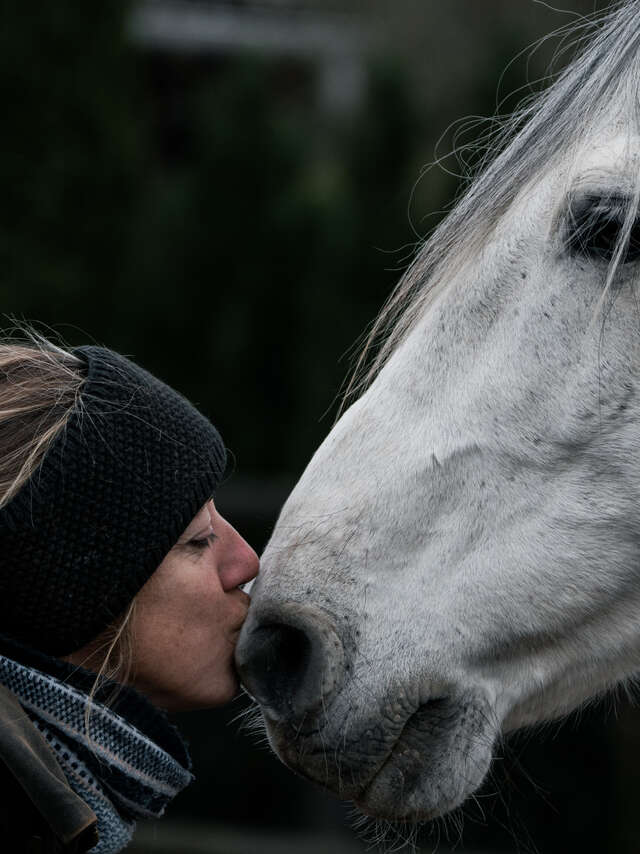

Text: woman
xmin=0 ymin=336 xmax=259 ymax=853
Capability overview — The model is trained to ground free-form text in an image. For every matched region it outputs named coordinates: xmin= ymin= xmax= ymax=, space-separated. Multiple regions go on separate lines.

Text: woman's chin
xmin=132 ymin=666 xmax=239 ymax=712
xmin=185 ymin=668 xmax=240 ymax=711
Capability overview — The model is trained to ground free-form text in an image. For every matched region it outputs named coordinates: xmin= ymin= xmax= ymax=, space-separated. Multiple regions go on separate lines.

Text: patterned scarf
xmin=0 ymin=649 xmax=193 ymax=854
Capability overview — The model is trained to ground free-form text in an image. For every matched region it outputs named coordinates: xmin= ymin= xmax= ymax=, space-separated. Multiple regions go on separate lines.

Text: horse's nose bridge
xmin=235 ymin=601 xmax=345 ymax=721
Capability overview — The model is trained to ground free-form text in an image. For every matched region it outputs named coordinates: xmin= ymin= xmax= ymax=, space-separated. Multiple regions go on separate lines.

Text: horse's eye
xmin=566 ymin=192 xmax=640 ymax=263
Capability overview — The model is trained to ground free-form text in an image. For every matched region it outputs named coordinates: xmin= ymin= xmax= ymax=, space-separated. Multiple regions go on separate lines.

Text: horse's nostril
xmin=247 ymin=623 xmax=312 ymax=713
xmin=235 ymin=605 xmax=345 ymax=721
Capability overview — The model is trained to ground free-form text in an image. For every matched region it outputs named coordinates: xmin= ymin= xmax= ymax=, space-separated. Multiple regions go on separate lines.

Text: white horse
xmin=236 ymin=0 xmax=640 ymax=830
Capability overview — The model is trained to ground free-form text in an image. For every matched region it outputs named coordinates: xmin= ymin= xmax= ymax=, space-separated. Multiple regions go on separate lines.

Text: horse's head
xmin=236 ymin=2 xmax=640 ymax=824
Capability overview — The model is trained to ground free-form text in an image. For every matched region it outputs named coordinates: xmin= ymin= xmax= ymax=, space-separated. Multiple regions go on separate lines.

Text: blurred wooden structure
xmin=129 ymin=0 xmax=374 ymax=113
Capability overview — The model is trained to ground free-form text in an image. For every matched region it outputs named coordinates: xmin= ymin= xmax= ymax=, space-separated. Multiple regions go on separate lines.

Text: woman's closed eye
xmin=187 ymin=532 xmax=218 ymax=551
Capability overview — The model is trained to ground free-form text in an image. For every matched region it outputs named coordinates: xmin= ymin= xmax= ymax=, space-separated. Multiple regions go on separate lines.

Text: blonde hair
xmin=0 ymin=333 xmax=137 ymax=704
xmin=0 ymin=340 xmax=84 ymax=508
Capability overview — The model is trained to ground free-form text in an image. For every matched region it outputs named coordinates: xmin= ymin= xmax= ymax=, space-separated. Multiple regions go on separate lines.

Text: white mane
xmin=348 ymin=0 xmax=640 ymax=402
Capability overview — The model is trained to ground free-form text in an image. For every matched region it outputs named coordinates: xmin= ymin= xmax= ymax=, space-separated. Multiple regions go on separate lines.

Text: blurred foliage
xmin=0 ymin=1 xmax=446 ymax=480
xmin=123 ymin=54 xmax=425 ymax=474
xmin=0 ymin=2 xmax=143 ymax=330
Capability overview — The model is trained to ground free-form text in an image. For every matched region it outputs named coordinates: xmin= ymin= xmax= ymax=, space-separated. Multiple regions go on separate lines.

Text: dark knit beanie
xmin=0 ymin=346 xmax=227 ymax=656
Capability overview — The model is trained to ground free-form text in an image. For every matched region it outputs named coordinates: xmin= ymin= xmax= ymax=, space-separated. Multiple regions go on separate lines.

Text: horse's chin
xmin=352 ymin=729 xmax=493 ymax=823
xmin=354 ymin=702 xmax=495 ymax=822
xmin=262 ymin=692 xmax=497 ymax=823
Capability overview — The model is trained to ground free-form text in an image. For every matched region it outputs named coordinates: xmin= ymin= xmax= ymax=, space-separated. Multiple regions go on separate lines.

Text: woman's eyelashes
xmin=186 ymin=532 xmax=218 ymax=551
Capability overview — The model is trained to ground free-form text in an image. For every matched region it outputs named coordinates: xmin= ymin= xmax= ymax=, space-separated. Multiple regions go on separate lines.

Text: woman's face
xmin=130 ymin=499 xmax=260 ymax=711
xmin=68 ymin=500 xmax=259 ymax=712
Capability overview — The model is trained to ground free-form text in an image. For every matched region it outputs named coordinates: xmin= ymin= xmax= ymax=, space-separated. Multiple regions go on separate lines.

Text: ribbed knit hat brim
xmin=0 ymin=346 xmax=227 ymax=655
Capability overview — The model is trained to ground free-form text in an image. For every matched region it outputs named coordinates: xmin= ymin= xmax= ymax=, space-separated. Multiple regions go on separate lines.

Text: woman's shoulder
xmin=0 ymin=683 xmax=99 ymax=853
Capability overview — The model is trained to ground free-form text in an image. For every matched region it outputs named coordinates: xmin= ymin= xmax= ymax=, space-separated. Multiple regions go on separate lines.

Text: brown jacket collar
xmin=0 ymin=682 xmax=98 ymax=851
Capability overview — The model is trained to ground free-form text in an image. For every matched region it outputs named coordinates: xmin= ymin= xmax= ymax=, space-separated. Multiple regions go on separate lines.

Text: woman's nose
xmin=218 ymin=528 xmax=259 ymax=591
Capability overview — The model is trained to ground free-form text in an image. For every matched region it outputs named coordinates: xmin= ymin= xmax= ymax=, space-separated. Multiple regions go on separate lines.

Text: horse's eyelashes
xmin=566 ymin=192 xmax=640 ymax=263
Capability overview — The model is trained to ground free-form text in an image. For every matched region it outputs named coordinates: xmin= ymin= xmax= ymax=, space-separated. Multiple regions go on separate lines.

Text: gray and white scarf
xmin=0 ymin=654 xmax=193 ymax=853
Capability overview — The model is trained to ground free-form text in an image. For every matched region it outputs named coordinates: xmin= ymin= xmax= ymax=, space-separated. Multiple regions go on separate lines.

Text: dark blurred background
xmin=3 ymin=1 xmax=638 ymax=852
